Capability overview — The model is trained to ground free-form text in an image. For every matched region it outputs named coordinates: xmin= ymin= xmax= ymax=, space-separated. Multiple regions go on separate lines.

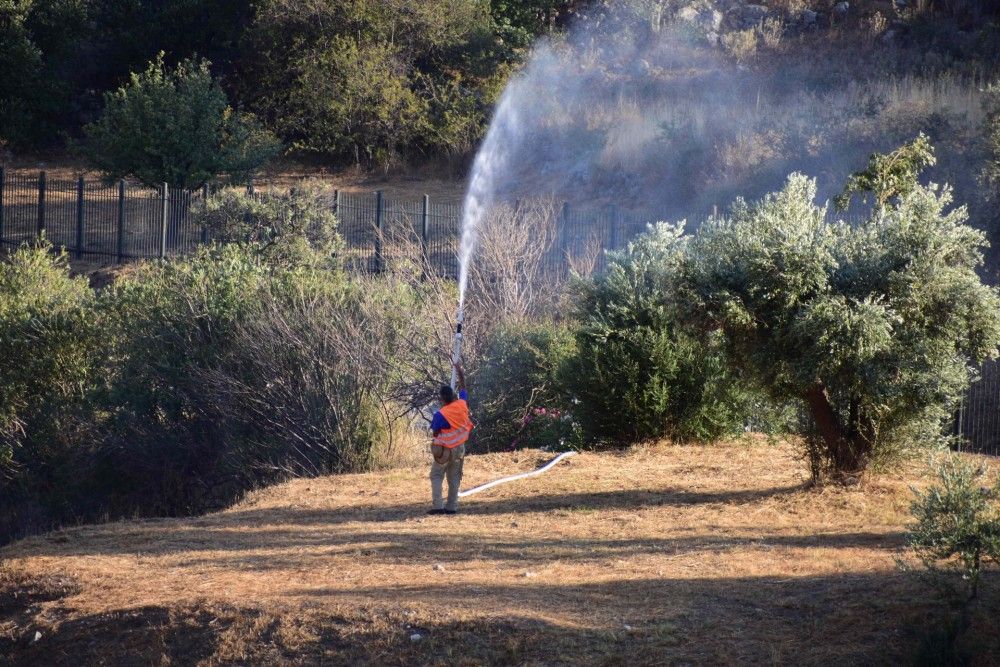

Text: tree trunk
xmin=804 ymin=384 xmax=872 ymax=477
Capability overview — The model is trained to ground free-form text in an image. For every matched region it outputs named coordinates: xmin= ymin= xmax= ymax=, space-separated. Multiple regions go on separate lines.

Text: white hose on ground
xmin=458 ymin=451 xmax=577 ymax=498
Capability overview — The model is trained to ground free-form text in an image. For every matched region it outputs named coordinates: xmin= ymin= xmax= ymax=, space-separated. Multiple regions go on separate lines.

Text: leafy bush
xmin=910 ymin=457 xmax=1000 ymax=602
xmin=0 ymin=244 xmax=99 ymax=472
xmin=907 ymin=456 xmax=1000 ymax=662
xmin=566 ymin=223 xmax=751 ymax=447
xmin=94 ymin=245 xmax=285 ymax=512
xmin=0 ymin=243 xmax=103 ymax=539
xmin=679 ymin=169 xmax=1000 ymax=478
xmin=474 ymin=321 xmax=578 ymax=452
xmin=81 ymin=54 xmax=280 ymax=189
xmin=197 ymin=186 xmax=344 ymax=269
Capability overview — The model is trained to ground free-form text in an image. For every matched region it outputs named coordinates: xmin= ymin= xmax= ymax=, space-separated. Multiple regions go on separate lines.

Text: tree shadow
xmin=5 ymin=482 xmax=827 ymax=560
xmin=5 ymin=572 xmax=998 ymax=666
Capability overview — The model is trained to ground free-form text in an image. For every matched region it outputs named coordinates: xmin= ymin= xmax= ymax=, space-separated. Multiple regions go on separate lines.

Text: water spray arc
xmin=450 ymin=306 xmax=464 ymax=390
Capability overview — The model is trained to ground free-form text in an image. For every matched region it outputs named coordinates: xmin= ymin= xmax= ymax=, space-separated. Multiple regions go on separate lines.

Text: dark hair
xmin=440 ymin=385 xmax=456 ymax=403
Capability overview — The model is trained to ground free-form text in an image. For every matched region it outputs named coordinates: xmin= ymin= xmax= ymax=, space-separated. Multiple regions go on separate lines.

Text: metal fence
xmin=0 ymin=169 xmax=662 ymax=277
xmin=1 ymin=168 xmax=998 ymax=454
xmin=0 ymin=169 xmax=207 ymax=262
xmin=955 ymin=359 xmax=1000 ymax=456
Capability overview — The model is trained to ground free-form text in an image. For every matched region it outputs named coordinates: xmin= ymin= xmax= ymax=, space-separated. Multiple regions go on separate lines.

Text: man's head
xmin=440 ymin=384 xmax=456 ymax=405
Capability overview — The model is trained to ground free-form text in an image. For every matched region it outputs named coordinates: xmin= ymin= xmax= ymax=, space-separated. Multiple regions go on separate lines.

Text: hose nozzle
xmin=450 ymin=305 xmax=464 ymax=389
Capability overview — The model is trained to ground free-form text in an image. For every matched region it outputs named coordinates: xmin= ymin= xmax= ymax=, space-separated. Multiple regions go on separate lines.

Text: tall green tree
xmin=81 ymin=54 xmax=280 ymax=189
xmin=679 ymin=167 xmax=1000 ymax=478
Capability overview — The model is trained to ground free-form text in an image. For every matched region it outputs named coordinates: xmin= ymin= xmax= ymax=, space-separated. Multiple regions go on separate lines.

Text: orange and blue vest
xmin=432 ymin=397 xmax=473 ymax=448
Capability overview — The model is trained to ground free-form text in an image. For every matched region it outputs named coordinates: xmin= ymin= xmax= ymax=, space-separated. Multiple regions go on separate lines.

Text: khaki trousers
xmin=430 ymin=443 xmax=465 ymax=511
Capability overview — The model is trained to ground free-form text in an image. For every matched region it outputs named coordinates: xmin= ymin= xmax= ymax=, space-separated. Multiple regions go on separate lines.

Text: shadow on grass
xmin=4 ymin=571 xmax=998 ymax=666
xmin=6 ymin=484 xmax=824 ymax=559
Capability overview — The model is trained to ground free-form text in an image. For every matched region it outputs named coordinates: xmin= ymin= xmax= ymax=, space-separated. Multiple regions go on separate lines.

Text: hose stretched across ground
xmin=458 ymin=451 xmax=577 ymax=498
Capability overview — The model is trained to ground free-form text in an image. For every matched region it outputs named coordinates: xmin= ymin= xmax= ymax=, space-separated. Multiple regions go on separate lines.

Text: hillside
xmin=2 ymin=440 xmax=998 ymax=665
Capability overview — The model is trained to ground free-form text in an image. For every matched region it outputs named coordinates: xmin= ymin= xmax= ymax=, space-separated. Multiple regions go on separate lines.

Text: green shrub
xmin=0 ymin=244 xmax=100 ymax=473
xmin=0 ymin=243 xmax=103 ymax=539
xmin=910 ymin=457 xmax=1000 ymax=602
xmin=92 ymin=244 xmax=441 ymax=513
xmin=474 ymin=321 xmax=578 ymax=452
xmin=907 ymin=456 xmax=1000 ymax=662
xmin=81 ymin=54 xmax=280 ymax=189
xmin=197 ymin=186 xmax=344 ymax=270
xmin=566 ymin=223 xmax=751 ymax=447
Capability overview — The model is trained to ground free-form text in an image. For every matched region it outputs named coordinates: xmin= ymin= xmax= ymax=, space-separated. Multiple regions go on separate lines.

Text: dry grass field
xmin=1 ymin=439 xmax=998 ymax=666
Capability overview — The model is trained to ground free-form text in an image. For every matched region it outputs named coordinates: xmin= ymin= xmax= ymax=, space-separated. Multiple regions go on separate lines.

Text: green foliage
xmin=197 ymin=186 xmax=344 ymax=269
xmin=0 ymin=0 xmax=56 ymax=147
xmin=0 ymin=231 xmax=451 ymax=540
xmin=102 ymin=245 xmax=278 ymax=433
xmin=680 ymin=171 xmax=1000 ymax=476
xmin=907 ymin=456 xmax=1000 ymax=663
xmin=567 ymin=223 xmax=751 ymax=446
xmin=81 ymin=54 xmax=280 ymax=189
xmin=983 ymin=84 xmax=1000 ymax=202
xmin=243 ymin=0 xmax=502 ymax=167
xmin=474 ymin=321 xmax=579 ymax=451
xmin=278 ymin=37 xmax=426 ymax=165
xmin=835 ymin=133 xmax=937 ymax=210
xmin=909 ymin=457 xmax=1000 ymax=602
xmin=0 ymin=243 xmax=99 ymax=475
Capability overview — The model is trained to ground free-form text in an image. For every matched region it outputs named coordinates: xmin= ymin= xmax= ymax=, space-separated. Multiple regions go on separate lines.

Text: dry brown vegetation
xmin=1 ymin=439 xmax=998 ymax=665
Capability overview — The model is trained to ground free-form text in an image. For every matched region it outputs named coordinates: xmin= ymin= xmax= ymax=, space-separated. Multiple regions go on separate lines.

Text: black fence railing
xmin=0 ymin=169 xmax=666 ymax=277
xmin=955 ymin=359 xmax=1000 ymax=456
xmin=1 ymin=168 xmax=998 ymax=455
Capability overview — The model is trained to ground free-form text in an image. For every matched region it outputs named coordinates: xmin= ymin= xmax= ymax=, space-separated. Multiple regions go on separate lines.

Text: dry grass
xmin=1 ymin=439 xmax=998 ymax=665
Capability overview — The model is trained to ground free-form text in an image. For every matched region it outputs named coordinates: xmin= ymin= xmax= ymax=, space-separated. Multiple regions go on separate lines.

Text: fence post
xmin=333 ymin=189 xmax=341 ymax=217
xmin=421 ymin=194 xmax=430 ymax=260
xmin=159 ymin=182 xmax=168 ymax=259
xmin=200 ymin=183 xmax=210 ymax=244
xmin=0 ymin=166 xmax=5 ymax=245
xmin=37 ymin=170 xmax=46 ymax=238
xmin=374 ymin=190 xmax=384 ymax=273
xmin=75 ymin=176 xmax=85 ymax=259
xmin=116 ymin=179 xmax=126 ymax=263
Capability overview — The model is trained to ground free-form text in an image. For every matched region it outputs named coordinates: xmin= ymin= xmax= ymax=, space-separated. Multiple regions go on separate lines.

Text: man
xmin=428 ymin=362 xmax=473 ymax=515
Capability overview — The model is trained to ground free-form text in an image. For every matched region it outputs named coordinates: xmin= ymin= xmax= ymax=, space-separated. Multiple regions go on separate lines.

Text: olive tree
xmin=678 ymin=171 xmax=1000 ymax=478
xmin=82 ymin=54 xmax=280 ymax=189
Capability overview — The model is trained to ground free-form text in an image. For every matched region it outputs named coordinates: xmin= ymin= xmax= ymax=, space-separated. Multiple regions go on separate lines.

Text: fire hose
xmin=458 ymin=451 xmax=576 ymax=498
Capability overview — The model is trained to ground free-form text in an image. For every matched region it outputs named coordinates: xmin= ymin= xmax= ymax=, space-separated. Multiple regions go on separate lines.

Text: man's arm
xmin=454 ymin=362 xmax=466 ymax=394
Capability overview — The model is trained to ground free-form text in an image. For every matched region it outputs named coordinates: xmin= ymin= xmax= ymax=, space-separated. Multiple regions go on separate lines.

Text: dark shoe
xmin=427 ymin=508 xmax=447 ymax=515
xmin=443 ymin=509 xmax=457 ymax=515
